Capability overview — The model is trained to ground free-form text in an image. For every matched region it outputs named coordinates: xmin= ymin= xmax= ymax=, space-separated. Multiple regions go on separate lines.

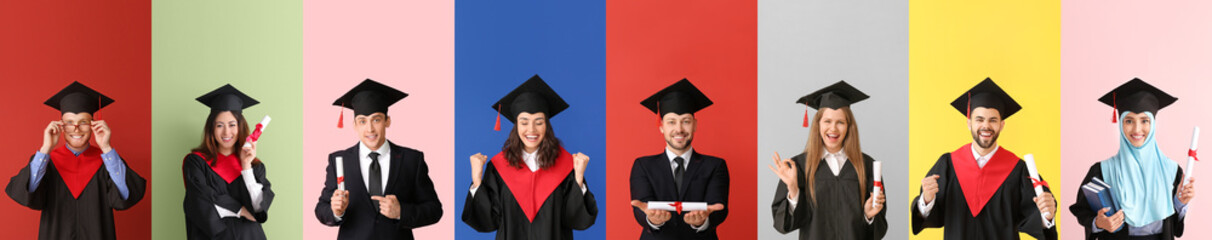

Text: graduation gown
xmin=182 ymin=153 xmax=275 ymax=240
xmin=315 ymin=142 xmax=443 ymax=240
xmin=6 ymin=146 xmax=147 ymax=240
xmin=629 ymin=150 xmax=730 ymax=240
xmin=772 ymin=153 xmax=887 ymax=240
xmin=1068 ymin=162 xmax=1186 ymax=240
xmin=910 ymin=144 xmax=1057 ymax=240
xmin=462 ymin=148 xmax=598 ymax=240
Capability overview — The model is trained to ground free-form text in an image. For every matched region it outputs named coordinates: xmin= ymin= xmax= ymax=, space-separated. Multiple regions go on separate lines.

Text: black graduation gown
xmin=629 ymin=150 xmax=730 ymax=240
xmin=5 ymin=150 xmax=147 ymax=240
xmin=314 ymin=142 xmax=444 ymax=240
xmin=772 ymin=153 xmax=888 ymax=240
xmin=462 ymin=150 xmax=598 ymax=240
xmin=460 ymin=150 xmax=598 ymax=240
xmin=1068 ymin=162 xmax=1186 ymax=240
xmin=182 ymin=154 xmax=275 ymax=240
xmin=910 ymin=146 xmax=1057 ymax=240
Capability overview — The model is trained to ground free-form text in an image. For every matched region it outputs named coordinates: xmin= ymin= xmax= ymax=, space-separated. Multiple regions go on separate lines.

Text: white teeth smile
xmin=525 ymin=135 xmax=538 ymax=141
xmin=71 ymin=136 xmax=83 ymax=139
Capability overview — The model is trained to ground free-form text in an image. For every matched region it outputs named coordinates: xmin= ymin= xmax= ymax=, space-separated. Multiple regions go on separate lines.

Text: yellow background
xmin=908 ymin=1 xmax=1060 ymax=239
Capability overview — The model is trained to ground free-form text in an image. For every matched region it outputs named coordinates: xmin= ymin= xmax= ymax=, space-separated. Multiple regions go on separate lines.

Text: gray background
xmin=757 ymin=0 xmax=909 ymax=239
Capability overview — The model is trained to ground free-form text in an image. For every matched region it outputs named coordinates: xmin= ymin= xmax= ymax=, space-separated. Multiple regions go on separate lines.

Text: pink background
xmin=302 ymin=0 xmax=454 ymax=238
xmin=1061 ymin=1 xmax=1212 ymax=238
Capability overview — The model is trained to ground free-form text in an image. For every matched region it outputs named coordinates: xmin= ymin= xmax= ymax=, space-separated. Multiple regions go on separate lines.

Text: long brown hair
xmin=501 ymin=121 xmax=562 ymax=170
xmin=191 ymin=110 xmax=261 ymax=166
xmin=802 ymin=106 xmax=865 ymax=205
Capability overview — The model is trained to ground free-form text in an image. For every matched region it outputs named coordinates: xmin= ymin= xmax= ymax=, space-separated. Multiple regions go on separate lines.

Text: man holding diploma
xmin=1068 ymin=78 xmax=1195 ymax=240
xmin=314 ymin=79 xmax=443 ymax=240
xmin=910 ymin=78 xmax=1058 ymax=239
xmin=629 ymin=79 xmax=729 ymax=240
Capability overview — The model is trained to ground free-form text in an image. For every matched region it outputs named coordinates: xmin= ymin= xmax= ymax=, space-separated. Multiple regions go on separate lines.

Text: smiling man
xmin=315 ymin=79 xmax=443 ymax=240
xmin=6 ymin=81 xmax=147 ymax=240
xmin=629 ymin=79 xmax=729 ymax=240
xmin=910 ymin=78 xmax=1058 ymax=240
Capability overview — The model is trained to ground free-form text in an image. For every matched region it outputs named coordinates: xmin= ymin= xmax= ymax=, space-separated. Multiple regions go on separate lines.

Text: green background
xmin=152 ymin=0 xmax=302 ymax=239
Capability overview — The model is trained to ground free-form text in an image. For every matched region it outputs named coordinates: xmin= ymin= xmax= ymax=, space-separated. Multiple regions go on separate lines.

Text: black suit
xmin=630 ymin=150 xmax=730 ymax=240
xmin=315 ymin=142 xmax=443 ymax=240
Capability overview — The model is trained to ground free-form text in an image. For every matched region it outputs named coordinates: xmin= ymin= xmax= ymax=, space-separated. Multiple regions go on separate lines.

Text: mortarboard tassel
xmin=338 ymin=103 xmax=345 ymax=128
xmin=1111 ymin=92 xmax=1118 ymax=123
xmin=494 ymin=104 xmax=502 ymax=131
xmin=802 ymin=106 xmax=810 ymax=128
xmin=965 ymin=92 xmax=971 ymax=119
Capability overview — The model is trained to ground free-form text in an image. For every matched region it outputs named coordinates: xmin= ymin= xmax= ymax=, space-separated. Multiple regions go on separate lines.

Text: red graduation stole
xmin=950 ymin=143 xmax=1019 ymax=217
xmin=490 ymin=148 xmax=574 ymax=222
xmin=192 ymin=152 xmax=242 ymax=184
xmin=50 ymin=145 xmax=104 ymax=199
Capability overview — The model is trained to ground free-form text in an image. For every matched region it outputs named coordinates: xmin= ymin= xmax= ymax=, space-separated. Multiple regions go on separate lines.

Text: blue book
xmin=1082 ymin=177 xmax=1118 ymax=216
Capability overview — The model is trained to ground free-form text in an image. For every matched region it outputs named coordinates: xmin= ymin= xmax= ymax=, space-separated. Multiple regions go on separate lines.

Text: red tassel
xmin=337 ymin=103 xmax=345 ymax=128
xmin=494 ymin=104 xmax=501 ymax=131
xmin=95 ymin=96 xmax=102 ymax=120
xmin=965 ymin=92 xmax=971 ymax=119
xmin=1111 ymin=92 xmax=1118 ymax=123
xmin=802 ymin=107 xmax=810 ymax=128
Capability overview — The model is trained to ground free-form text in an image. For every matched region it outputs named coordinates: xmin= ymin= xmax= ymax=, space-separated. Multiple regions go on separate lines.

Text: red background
xmin=0 ymin=1 xmax=151 ymax=239
xmin=605 ymin=0 xmax=757 ymax=239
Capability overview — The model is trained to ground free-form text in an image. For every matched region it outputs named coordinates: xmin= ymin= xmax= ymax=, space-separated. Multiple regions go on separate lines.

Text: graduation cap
xmin=45 ymin=81 xmax=114 ymax=115
xmin=950 ymin=78 xmax=1021 ymax=120
xmin=333 ymin=79 xmax=409 ymax=128
xmin=196 ymin=84 xmax=259 ymax=113
xmin=490 ymin=75 xmax=568 ymax=131
xmin=796 ymin=80 xmax=869 ymax=128
xmin=641 ymin=78 xmax=714 ymax=118
xmin=1098 ymin=78 xmax=1177 ymax=123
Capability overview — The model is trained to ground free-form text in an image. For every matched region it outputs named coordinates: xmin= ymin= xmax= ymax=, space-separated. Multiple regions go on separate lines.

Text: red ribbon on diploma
xmin=667 ymin=201 xmax=684 ymax=214
xmin=1030 ymin=177 xmax=1049 ymax=189
xmin=337 ymin=176 xmax=344 ymax=184
xmin=1190 ymin=149 xmax=1199 ymax=161
xmin=247 ymin=123 xmax=265 ymax=143
xmin=873 ymin=181 xmax=883 ymax=188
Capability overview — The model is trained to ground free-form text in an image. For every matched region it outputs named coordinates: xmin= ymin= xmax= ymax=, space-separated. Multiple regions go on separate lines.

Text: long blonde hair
xmin=802 ymin=106 xmax=866 ymax=205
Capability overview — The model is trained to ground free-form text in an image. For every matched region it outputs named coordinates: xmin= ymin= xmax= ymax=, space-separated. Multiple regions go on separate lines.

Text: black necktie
xmin=369 ymin=152 xmax=382 ymax=196
xmin=673 ymin=157 xmax=685 ymax=196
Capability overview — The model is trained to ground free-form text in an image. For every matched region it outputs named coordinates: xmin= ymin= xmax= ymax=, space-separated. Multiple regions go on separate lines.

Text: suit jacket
xmin=630 ymin=150 xmax=730 ymax=240
xmin=314 ymin=142 xmax=443 ymax=240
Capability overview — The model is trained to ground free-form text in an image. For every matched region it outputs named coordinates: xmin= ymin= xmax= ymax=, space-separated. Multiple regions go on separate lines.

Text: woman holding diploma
xmin=182 ymin=84 xmax=275 ymax=239
xmin=462 ymin=75 xmax=598 ymax=240
xmin=768 ymin=81 xmax=887 ymax=240
xmin=1069 ymin=78 xmax=1197 ymax=240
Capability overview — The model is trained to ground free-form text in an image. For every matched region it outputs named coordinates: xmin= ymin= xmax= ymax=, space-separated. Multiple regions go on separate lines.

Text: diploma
xmin=872 ymin=161 xmax=882 ymax=208
xmin=243 ymin=115 xmax=272 ymax=148
xmin=1023 ymin=154 xmax=1049 ymax=218
xmin=647 ymin=201 xmax=707 ymax=214
xmin=335 ymin=156 xmax=345 ymax=191
xmin=1185 ymin=126 xmax=1200 ymax=186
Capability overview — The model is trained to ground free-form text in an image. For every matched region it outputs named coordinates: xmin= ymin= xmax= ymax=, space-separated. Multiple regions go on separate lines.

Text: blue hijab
xmin=1101 ymin=111 xmax=1178 ymax=226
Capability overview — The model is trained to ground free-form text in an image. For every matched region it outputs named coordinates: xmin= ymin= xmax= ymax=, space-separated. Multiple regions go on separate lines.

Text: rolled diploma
xmin=872 ymin=161 xmax=882 ymax=207
xmin=243 ymin=115 xmax=272 ymax=148
xmin=335 ymin=156 xmax=345 ymax=191
xmin=1024 ymin=154 xmax=1049 ymax=218
xmin=647 ymin=201 xmax=707 ymax=214
xmin=1185 ymin=126 xmax=1199 ymax=187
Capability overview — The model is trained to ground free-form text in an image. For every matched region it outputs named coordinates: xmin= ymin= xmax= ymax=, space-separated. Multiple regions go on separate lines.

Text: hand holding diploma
xmin=1024 ymin=154 xmax=1055 ymax=221
xmin=865 ymin=161 xmax=885 ymax=219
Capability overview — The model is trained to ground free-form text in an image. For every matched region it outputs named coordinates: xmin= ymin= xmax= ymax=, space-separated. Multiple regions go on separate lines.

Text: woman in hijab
xmin=1069 ymin=78 xmax=1196 ymax=240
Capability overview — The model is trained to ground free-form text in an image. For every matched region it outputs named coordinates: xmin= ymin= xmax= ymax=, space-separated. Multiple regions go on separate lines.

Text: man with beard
xmin=628 ymin=79 xmax=729 ymax=240
xmin=910 ymin=78 xmax=1058 ymax=240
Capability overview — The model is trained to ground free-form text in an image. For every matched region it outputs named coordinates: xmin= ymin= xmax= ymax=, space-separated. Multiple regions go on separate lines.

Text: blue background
xmin=454 ymin=0 xmax=606 ymax=239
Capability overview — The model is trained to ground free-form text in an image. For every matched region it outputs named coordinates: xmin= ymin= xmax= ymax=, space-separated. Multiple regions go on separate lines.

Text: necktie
xmin=369 ymin=152 xmax=382 ymax=196
xmin=674 ymin=156 xmax=685 ymax=196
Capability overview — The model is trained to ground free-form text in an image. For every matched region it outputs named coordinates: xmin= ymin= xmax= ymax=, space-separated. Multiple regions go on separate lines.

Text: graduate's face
xmin=354 ymin=113 xmax=390 ymax=150
xmin=968 ymin=107 xmax=1004 ymax=149
xmin=516 ymin=112 xmax=547 ymax=152
xmin=660 ymin=113 xmax=696 ymax=151
xmin=60 ymin=112 xmax=93 ymax=150
xmin=1121 ymin=112 xmax=1152 ymax=147
xmin=213 ymin=111 xmax=239 ymax=152
xmin=818 ymin=108 xmax=848 ymax=152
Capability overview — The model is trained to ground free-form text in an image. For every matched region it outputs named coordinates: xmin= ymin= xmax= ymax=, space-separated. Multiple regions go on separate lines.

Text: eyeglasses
xmin=63 ymin=120 xmax=92 ymax=130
